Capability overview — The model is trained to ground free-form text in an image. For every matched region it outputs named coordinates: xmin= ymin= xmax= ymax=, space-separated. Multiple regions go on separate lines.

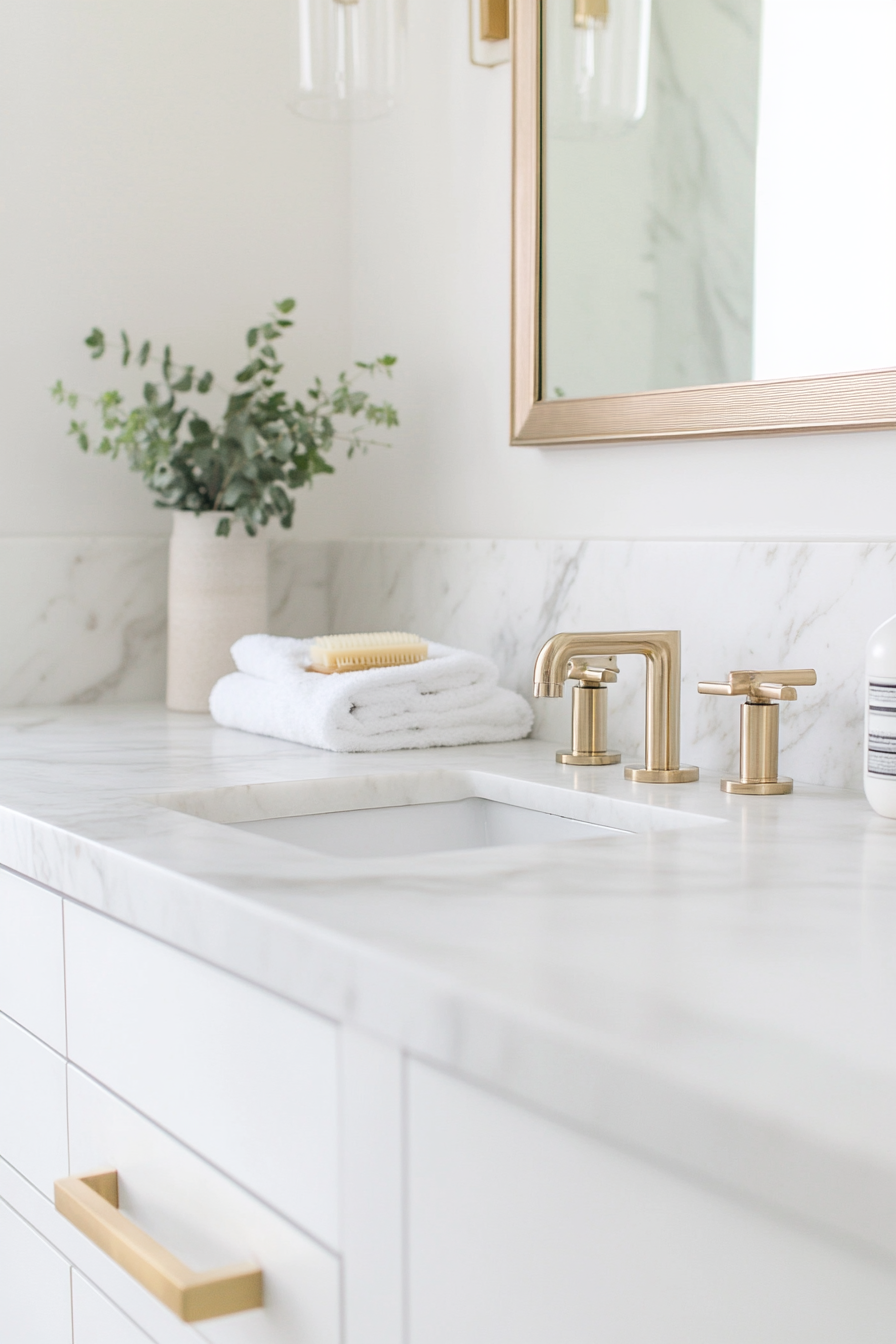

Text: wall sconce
xmin=470 ymin=0 xmax=510 ymax=67
xmin=290 ymin=0 xmax=407 ymax=121
xmin=548 ymin=0 xmax=652 ymax=135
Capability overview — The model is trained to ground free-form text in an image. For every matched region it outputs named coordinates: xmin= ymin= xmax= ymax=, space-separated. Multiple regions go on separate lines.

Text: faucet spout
xmin=532 ymin=631 xmax=698 ymax=783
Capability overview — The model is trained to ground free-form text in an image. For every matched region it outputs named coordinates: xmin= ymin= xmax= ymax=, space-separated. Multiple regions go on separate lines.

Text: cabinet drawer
xmin=408 ymin=1063 xmax=896 ymax=1344
xmin=0 ymin=1011 xmax=68 ymax=1197
xmin=64 ymin=1067 xmax=341 ymax=1344
xmin=64 ymin=903 xmax=340 ymax=1248
xmin=0 ymin=1196 xmax=73 ymax=1343
xmin=0 ymin=867 xmax=66 ymax=1051
xmin=73 ymin=1271 xmax=155 ymax=1344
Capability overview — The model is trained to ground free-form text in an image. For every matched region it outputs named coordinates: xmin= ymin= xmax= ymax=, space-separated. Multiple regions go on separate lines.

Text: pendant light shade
xmin=548 ymin=0 xmax=652 ymax=136
xmin=291 ymin=0 xmax=406 ymax=122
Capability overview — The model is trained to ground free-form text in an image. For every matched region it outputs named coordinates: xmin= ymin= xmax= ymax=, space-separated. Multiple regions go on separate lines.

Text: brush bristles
xmin=308 ymin=631 xmax=428 ymax=673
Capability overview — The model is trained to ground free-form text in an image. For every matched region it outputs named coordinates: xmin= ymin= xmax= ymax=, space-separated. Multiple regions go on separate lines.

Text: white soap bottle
xmin=865 ymin=614 xmax=896 ymax=818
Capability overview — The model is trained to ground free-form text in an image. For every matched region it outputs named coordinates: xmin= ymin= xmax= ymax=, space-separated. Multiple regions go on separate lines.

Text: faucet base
xmin=721 ymin=776 xmax=792 ymax=795
xmin=557 ymin=750 xmax=622 ymax=766
xmin=625 ymin=765 xmax=700 ymax=784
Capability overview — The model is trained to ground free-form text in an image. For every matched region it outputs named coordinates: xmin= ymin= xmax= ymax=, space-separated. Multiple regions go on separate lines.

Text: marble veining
xmin=3 ymin=705 xmax=896 ymax=1263
xmin=3 ymin=535 xmax=895 ymax=792
xmin=651 ymin=0 xmax=761 ymax=389
xmin=0 ymin=537 xmax=168 ymax=706
xmin=329 ymin=539 xmax=896 ymax=790
xmin=0 ymin=535 xmax=329 ymax=709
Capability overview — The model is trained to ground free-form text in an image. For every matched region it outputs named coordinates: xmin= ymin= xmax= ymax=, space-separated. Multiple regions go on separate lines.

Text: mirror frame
xmin=511 ymin=0 xmax=896 ymax=446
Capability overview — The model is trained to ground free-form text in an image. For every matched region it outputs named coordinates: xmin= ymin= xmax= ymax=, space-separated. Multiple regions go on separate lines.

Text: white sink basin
xmin=231 ymin=797 xmax=625 ymax=859
xmin=154 ymin=767 xmax=717 ymax=863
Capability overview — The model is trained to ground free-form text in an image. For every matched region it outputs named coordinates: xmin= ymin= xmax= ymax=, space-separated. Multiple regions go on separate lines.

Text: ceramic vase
xmin=166 ymin=511 xmax=268 ymax=712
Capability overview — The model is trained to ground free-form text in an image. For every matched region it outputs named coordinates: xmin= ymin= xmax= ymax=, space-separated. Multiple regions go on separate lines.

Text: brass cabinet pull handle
xmin=55 ymin=1169 xmax=263 ymax=1322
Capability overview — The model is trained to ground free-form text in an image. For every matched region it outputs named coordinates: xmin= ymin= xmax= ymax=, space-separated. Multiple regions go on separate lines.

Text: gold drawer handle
xmin=55 ymin=1169 xmax=263 ymax=1322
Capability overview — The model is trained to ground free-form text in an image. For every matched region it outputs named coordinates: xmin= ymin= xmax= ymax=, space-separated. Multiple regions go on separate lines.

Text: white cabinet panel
xmin=72 ymin=1272 xmax=153 ymax=1344
xmin=64 ymin=903 xmax=340 ymax=1249
xmin=67 ymin=1067 xmax=341 ymax=1344
xmin=341 ymin=1028 xmax=403 ymax=1344
xmin=0 ymin=1153 xmax=194 ymax=1344
xmin=408 ymin=1062 xmax=896 ymax=1344
xmin=0 ymin=1196 xmax=72 ymax=1343
xmin=0 ymin=868 xmax=65 ymax=1052
xmin=0 ymin=1012 xmax=68 ymax=1198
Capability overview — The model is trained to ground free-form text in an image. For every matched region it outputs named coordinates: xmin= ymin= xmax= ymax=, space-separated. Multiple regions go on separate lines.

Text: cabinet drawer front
xmin=0 ymin=867 xmax=66 ymax=1051
xmin=64 ymin=903 xmax=340 ymax=1248
xmin=0 ymin=1012 xmax=68 ymax=1198
xmin=408 ymin=1063 xmax=896 ymax=1344
xmin=0 ymin=1197 xmax=73 ymax=1343
xmin=65 ymin=1068 xmax=340 ymax=1344
xmin=73 ymin=1271 xmax=155 ymax=1344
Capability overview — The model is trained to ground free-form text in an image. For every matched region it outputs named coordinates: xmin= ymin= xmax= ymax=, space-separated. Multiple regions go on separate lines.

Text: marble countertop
xmin=3 ymin=704 xmax=896 ymax=1263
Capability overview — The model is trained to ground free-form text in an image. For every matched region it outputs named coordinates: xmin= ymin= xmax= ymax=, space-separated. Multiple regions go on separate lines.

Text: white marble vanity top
xmin=3 ymin=703 xmax=896 ymax=1263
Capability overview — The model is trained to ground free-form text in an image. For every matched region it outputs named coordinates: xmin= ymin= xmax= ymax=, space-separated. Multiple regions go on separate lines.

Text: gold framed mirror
xmin=511 ymin=0 xmax=896 ymax=446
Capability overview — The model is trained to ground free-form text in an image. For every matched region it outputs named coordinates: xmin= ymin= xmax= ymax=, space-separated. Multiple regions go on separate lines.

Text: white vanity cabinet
xmin=71 ymin=1271 xmax=155 ymax=1344
xmin=4 ymin=864 xmax=896 ymax=1342
xmin=406 ymin=1065 xmax=896 ymax=1344
xmin=0 ymin=1199 xmax=73 ymax=1343
xmin=0 ymin=873 xmax=357 ymax=1344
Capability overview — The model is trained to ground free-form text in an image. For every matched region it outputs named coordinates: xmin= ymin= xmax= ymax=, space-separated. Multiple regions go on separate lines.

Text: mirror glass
xmin=542 ymin=0 xmax=896 ymax=402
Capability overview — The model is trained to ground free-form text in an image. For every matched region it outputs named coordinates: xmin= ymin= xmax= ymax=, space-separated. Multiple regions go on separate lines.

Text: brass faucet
xmin=533 ymin=631 xmax=699 ymax=783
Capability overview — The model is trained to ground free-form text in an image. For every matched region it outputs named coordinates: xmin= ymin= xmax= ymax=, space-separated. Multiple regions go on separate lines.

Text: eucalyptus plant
xmin=52 ymin=299 xmax=398 ymax=536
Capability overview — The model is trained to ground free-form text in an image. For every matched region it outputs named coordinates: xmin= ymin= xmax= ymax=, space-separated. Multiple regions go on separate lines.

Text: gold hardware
xmin=55 ymin=1170 xmax=263 ymax=1322
xmin=555 ymin=656 xmax=621 ymax=765
xmin=510 ymin=0 xmax=896 ymax=446
xmin=480 ymin=0 xmax=509 ymax=41
xmin=574 ymin=0 xmax=608 ymax=28
xmin=698 ymin=668 xmax=817 ymax=795
xmin=534 ymin=632 xmax=699 ymax=782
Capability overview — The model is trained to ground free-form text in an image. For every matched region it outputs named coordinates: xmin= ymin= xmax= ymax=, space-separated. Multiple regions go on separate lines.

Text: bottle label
xmin=868 ymin=679 xmax=896 ymax=776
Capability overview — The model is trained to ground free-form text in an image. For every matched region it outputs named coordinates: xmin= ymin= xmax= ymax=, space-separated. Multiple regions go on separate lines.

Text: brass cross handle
xmin=697 ymin=668 xmax=817 ymax=795
xmin=697 ymin=669 xmax=816 ymax=704
xmin=567 ymin=655 xmax=619 ymax=685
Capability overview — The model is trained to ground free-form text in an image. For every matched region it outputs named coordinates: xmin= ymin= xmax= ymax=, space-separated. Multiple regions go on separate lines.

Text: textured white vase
xmin=166 ymin=511 xmax=268 ymax=712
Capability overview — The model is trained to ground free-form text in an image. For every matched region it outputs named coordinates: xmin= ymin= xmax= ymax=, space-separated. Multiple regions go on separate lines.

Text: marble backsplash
xmin=4 ymin=535 xmax=896 ymax=789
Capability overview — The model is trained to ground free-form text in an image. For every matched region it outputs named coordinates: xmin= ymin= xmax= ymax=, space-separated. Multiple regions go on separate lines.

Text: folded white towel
xmin=209 ymin=634 xmax=534 ymax=752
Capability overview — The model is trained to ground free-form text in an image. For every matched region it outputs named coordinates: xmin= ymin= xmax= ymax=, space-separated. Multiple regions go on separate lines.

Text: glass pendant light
xmin=290 ymin=0 xmax=406 ymax=122
xmin=547 ymin=0 xmax=652 ymax=137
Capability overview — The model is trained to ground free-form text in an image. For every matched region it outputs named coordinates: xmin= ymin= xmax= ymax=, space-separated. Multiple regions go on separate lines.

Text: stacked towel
xmin=209 ymin=634 xmax=534 ymax=752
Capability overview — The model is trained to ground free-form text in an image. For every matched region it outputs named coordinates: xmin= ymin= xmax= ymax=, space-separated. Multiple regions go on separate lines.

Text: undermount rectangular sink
xmin=230 ymin=798 xmax=625 ymax=859
xmin=154 ymin=767 xmax=716 ymax=863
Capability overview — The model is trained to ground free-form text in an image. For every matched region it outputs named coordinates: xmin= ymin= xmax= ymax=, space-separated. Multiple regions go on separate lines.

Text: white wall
xmin=0 ymin=0 xmax=350 ymax=537
xmin=2 ymin=0 xmax=894 ymax=549
xmin=286 ymin=0 xmax=896 ymax=543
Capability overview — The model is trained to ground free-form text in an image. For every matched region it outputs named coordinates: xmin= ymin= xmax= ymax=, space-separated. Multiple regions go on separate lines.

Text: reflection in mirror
xmin=543 ymin=0 xmax=896 ymax=403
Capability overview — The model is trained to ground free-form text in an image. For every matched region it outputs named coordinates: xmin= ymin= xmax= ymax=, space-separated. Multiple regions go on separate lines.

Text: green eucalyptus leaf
xmin=235 ymin=359 xmax=264 ymax=384
xmin=85 ymin=328 xmax=106 ymax=359
xmin=57 ymin=301 xmax=399 ymax=531
xmin=215 ymin=516 xmax=231 ymax=537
